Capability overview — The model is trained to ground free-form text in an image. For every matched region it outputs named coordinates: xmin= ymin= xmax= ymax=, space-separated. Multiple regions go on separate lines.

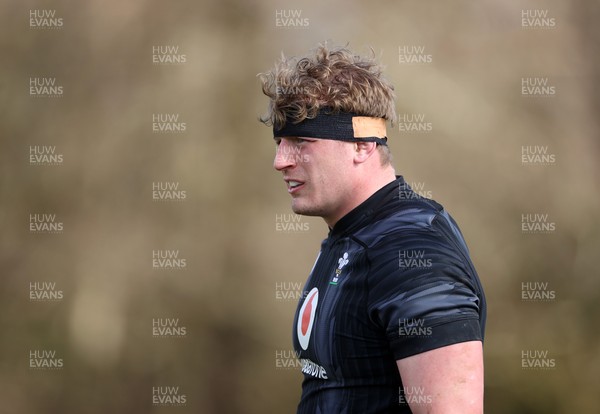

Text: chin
xmin=291 ymin=200 xmax=326 ymax=218
xmin=292 ymin=200 xmax=319 ymax=216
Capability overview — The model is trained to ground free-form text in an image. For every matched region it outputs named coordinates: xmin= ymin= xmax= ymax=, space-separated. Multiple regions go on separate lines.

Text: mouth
xmin=285 ymin=179 xmax=305 ymax=194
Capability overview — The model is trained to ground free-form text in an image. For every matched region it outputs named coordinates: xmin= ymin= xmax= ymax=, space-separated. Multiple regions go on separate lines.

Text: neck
xmin=323 ymin=166 xmax=396 ymax=228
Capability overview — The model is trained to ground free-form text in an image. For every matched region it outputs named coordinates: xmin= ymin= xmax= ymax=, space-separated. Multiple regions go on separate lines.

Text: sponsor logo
xmin=297 ymin=287 xmax=318 ymax=350
xmin=300 ymin=358 xmax=328 ymax=379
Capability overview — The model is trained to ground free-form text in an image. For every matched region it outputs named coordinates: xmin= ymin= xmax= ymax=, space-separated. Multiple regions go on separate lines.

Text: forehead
xmin=278 ymin=139 xmax=349 ymax=161
xmin=274 ymin=137 xmax=344 ymax=147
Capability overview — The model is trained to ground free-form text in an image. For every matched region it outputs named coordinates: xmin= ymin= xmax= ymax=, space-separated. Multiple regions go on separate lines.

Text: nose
xmin=273 ymin=139 xmax=296 ymax=171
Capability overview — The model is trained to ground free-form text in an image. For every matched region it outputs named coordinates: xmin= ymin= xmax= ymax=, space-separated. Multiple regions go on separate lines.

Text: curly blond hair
xmin=259 ymin=44 xmax=396 ymax=165
xmin=259 ymin=44 xmax=397 ymax=129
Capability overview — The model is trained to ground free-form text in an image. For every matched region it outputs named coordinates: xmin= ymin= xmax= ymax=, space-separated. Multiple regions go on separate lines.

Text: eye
xmin=296 ymin=137 xmax=316 ymax=144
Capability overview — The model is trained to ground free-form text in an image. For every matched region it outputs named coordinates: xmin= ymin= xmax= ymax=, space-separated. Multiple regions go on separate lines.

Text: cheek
xmin=307 ymin=142 xmax=351 ymax=189
xmin=318 ymin=166 xmax=344 ymax=195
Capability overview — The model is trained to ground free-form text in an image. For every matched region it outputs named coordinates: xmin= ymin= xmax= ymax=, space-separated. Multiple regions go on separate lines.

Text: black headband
xmin=273 ymin=109 xmax=388 ymax=146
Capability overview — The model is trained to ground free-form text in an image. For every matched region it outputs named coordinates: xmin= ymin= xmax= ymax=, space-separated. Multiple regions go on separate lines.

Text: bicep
xmin=396 ymin=341 xmax=484 ymax=414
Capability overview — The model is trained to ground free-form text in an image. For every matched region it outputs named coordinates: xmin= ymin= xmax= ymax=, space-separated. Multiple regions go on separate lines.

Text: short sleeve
xmin=367 ymin=226 xmax=483 ymax=361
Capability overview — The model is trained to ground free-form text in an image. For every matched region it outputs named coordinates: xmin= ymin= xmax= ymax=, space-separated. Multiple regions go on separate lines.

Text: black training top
xmin=292 ymin=176 xmax=486 ymax=413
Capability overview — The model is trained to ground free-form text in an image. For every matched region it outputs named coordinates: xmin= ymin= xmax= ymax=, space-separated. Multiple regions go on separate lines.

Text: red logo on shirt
xmin=297 ymin=287 xmax=319 ymax=350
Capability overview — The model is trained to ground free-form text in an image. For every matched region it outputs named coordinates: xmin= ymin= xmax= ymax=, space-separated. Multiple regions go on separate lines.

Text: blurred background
xmin=1 ymin=0 xmax=599 ymax=412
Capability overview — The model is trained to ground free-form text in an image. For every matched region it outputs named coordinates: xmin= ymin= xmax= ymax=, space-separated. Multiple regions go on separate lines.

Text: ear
xmin=353 ymin=141 xmax=378 ymax=164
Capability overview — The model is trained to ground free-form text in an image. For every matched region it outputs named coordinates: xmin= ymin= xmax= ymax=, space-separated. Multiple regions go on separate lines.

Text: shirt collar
xmin=328 ymin=176 xmax=406 ymax=239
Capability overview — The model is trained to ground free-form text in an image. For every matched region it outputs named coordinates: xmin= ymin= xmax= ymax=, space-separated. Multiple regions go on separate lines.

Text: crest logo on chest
xmin=330 ymin=252 xmax=349 ymax=285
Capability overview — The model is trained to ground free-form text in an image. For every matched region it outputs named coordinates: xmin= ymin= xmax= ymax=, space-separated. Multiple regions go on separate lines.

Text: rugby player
xmin=259 ymin=44 xmax=486 ymax=414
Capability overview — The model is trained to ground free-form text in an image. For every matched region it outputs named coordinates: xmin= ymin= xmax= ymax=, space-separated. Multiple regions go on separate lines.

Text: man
xmin=260 ymin=44 xmax=486 ymax=413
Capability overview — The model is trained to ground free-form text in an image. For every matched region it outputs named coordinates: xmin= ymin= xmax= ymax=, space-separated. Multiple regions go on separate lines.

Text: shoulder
xmin=356 ymin=200 xmax=477 ymax=295
xmin=352 ymin=196 xmax=448 ymax=250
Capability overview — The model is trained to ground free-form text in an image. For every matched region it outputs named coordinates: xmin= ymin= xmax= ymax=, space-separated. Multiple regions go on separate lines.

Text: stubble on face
xmin=290 ymin=140 xmax=353 ymax=223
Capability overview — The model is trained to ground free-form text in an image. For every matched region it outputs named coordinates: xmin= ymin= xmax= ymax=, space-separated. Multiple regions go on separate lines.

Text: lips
xmin=285 ymin=179 xmax=305 ymax=194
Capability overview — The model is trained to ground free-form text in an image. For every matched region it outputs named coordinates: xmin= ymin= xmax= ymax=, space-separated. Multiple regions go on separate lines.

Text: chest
xmin=292 ymin=242 xmax=388 ymax=379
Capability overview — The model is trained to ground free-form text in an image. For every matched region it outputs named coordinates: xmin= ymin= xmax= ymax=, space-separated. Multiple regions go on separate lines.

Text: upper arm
xmin=365 ymin=226 xmax=486 ymax=412
xmin=396 ymin=340 xmax=484 ymax=414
